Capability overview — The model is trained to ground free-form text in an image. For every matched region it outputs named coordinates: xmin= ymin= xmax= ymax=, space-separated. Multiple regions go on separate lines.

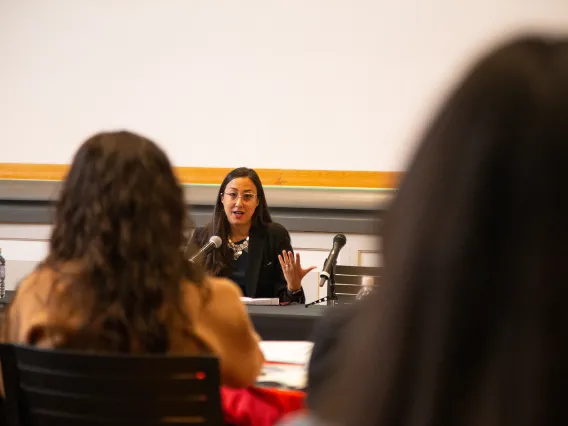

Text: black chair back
xmin=333 ymin=265 xmax=381 ymax=304
xmin=0 ymin=344 xmax=223 ymax=426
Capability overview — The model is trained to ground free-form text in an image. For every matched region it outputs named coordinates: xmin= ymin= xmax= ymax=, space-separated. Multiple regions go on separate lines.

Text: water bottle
xmin=0 ymin=248 xmax=5 ymax=299
xmin=356 ymin=276 xmax=374 ymax=300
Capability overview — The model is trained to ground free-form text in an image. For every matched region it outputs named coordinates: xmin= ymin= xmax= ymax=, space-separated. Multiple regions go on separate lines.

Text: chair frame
xmin=0 ymin=343 xmax=223 ymax=426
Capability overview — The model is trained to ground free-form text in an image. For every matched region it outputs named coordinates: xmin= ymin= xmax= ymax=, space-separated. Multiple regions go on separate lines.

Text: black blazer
xmin=191 ymin=222 xmax=305 ymax=303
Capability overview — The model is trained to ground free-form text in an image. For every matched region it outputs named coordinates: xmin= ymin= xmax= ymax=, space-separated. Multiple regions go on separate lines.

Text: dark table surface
xmin=246 ymin=305 xmax=328 ymax=317
xmin=0 ymin=291 xmax=13 ymax=307
xmin=246 ymin=304 xmax=328 ymax=341
xmin=1 ymin=291 xmax=329 ymax=341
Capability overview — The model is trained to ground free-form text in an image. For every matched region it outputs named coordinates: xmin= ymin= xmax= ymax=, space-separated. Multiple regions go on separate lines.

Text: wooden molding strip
xmin=0 ymin=163 xmax=402 ymax=189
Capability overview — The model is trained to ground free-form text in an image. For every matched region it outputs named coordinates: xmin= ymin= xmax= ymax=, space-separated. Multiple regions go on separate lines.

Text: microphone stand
xmin=305 ymin=258 xmax=338 ymax=308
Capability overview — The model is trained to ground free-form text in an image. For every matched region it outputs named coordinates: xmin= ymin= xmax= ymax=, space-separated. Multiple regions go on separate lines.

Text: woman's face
xmin=221 ymin=177 xmax=260 ymax=228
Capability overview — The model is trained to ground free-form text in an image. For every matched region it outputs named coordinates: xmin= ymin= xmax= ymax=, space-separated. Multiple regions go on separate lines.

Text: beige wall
xmin=2 ymin=0 xmax=568 ymax=171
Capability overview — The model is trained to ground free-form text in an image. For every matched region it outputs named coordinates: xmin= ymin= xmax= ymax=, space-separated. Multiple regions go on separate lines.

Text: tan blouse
xmin=1 ymin=266 xmax=264 ymax=389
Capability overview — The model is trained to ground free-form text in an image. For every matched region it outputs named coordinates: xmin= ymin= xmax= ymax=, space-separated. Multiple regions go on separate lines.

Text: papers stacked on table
xmin=257 ymin=341 xmax=314 ymax=390
xmin=259 ymin=341 xmax=314 ymax=365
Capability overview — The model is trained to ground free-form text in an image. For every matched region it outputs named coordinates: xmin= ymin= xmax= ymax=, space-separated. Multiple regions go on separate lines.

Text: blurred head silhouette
xmin=44 ymin=130 xmax=203 ymax=352
xmin=320 ymin=35 xmax=568 ymax=426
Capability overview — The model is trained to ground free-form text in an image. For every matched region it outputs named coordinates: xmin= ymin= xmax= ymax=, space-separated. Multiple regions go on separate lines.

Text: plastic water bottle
xmin=356 ymin=276 xmax=374 ymax=300
xmin=0 ymin=248 xmax=5 ymax=299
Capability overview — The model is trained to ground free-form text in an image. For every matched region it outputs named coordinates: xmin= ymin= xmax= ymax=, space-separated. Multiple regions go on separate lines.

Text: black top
xmin=190 ymin=222 xmax=305 ymax=304
xmin=228 ymin=239 xmax=249 ymax=296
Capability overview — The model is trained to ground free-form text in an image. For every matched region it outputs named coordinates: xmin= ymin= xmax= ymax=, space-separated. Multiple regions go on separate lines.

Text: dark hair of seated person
xmin=311 ymin=35 xmax=568 ymax=426
xmin=37 ymin=131 xmax=205 ymax=353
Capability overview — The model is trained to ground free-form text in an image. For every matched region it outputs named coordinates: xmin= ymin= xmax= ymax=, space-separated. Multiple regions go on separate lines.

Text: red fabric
xmin=221 ymin=386 xmax=306 ymax=426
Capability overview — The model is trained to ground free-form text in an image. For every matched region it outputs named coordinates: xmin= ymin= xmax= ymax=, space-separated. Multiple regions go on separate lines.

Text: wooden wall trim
xmin=0 ymin=163 xmax=402 ymax=189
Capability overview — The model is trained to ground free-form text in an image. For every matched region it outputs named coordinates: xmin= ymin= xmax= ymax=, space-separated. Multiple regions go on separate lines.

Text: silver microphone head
xmin=210 ymin=236 xmax=222 ymax=248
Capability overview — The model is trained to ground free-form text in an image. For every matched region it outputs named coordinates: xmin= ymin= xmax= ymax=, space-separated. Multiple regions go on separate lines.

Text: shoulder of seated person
xmin=194 ymin=224 xmax=215 ymax=238
xmin=205 ymin=276 xmax=243 ymax=298
xmin=10 ymin=265 xmax=69 ymax=313
xmin=196 ymin=278 xmax=246 ymax=325
xmin=190 ymin=226 xmax=206 ymax=242
xmin=265 ymin=222 xmax=290 ymax=237
xmin=17 ymin=266 xmax=58 ymax=294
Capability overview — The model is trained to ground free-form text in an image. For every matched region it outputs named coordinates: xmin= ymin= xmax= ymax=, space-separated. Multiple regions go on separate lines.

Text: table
xmin=0 ymin=290 xmax=14 ymax=305
xmin=1 ymin=291 xmax=329 ymax=341
xmin=246 ymin=305 xmax=328 ymax=341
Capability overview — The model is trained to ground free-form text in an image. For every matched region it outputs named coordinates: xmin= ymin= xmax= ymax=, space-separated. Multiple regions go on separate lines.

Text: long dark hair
xmin=42 ymin=130 xmax=204 ymax=353
xmin=200 ymin=167 xmax=272 ymax=274
xmin=318 ymin=36 xmax=568 ymax=425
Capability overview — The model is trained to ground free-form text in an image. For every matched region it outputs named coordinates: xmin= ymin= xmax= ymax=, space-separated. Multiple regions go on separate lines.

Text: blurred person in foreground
xmin=1 ymin=131 xmax=263 ymax=389
xmin=285 ymin=34 xmax=568 ymax=426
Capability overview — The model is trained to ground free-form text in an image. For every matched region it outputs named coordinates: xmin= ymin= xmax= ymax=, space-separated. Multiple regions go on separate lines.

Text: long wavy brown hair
xmin=42 ymin=130 xmax=204 ymax=353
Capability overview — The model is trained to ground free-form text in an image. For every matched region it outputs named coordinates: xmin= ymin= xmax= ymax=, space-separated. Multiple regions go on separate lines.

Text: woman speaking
xmin=190 ymin=167 xmax=315 ymax=303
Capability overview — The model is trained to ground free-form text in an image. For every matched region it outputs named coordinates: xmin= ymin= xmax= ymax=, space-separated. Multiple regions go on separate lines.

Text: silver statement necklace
xmin=228 ymin=236 xmax=249 ymax=260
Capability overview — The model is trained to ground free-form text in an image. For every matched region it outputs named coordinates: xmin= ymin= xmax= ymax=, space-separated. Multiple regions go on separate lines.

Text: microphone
xmin=319 ymin=234 xmax=347 ymax=287
xmin=189 ymin=236 xmax=222 ymax=263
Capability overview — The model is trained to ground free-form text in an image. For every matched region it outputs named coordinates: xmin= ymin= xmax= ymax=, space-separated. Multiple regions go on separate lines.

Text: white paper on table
xmin=257 ymin=363 xmax=308 ymax=390
xmin=259 ymin=341 xmax=314 ymax=365
xmin=240 ymin=297 xmax=279 ymax=305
